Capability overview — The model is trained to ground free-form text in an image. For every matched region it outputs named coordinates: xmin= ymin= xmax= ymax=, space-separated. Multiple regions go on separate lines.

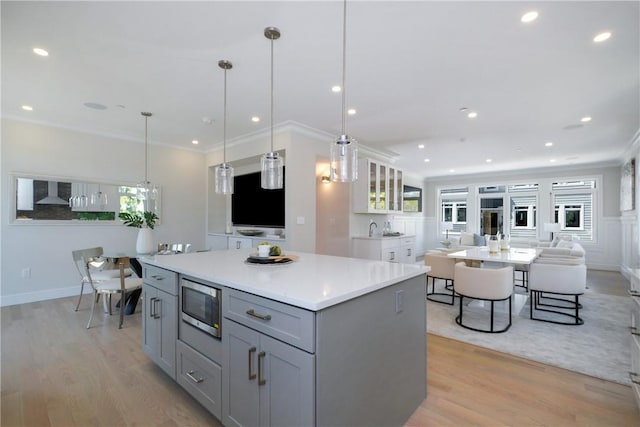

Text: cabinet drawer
xmin=177 ymin=340 xmax=222 ymax=419
xmin=400 ymin=237 xmax=415 ymax=246
xmin=142 ymin=264 xmax=178 ymax=295
xmin=223 ymin=289 xmax=315 ymax=353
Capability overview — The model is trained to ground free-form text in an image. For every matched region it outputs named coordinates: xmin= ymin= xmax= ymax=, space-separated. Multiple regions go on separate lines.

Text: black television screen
xmin=231 ymin=169 xmax=285 ymax=228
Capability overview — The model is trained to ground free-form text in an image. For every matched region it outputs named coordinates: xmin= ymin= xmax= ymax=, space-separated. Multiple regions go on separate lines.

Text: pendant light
xmin=137 ymin=112 xmax=158 ymax=213
xmin=215 ymin=60 xmax=234 ymax=194
xmin=261 ymin=26 xmax=284 ymax=190
xmin=330 ymin=0 xmax=358 ymax=182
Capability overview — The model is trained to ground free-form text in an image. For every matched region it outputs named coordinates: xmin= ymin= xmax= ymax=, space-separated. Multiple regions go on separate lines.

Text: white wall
xmin=206 ymin=121 xmax=335 ymax=253
xmin=1 ymin=119 xmax=207 ymax=306
xmin=421 ymin=163 xmax=625 ymax=271
xmin=620 ymin=132 xmax=640 ymax=277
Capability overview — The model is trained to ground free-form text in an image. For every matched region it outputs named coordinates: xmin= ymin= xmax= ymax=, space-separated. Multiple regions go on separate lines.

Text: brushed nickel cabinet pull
xmin=186 ymin=370 xmax=204 ymax=384
xmin=153 ymin=298 xmax=161 ymax=319
xmin=258 ymin=351 xmax=266 ymax=386
xmin=152 ymin=275 xmax=165 ymax=281
xmin=248 ymin=346 xmax=257 ymax=380
xmin=149 ymin=297 xmax=156 ymax=318
xmin=389 ymin=251 xmax=395 ymax=261
xmin=628 ymin=290 xmax=640 ymax=297
xmin=629 ymin=371 xmax=640 ymax=385
xmin=246 ymin=309 xmax=272 ymax=321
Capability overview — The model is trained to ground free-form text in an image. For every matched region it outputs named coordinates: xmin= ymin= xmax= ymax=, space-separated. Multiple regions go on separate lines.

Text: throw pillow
xmin=460 ymin=232 xmax=474 ymax=246
xmin=473 ymin=233 xmax=485 ymax=246
xmin=557 ymin=240 xmax=573 ymax=249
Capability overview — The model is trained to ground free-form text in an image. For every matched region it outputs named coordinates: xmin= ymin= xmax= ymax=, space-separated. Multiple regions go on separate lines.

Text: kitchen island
xmin=140 ymin=249 xmax=428 ymax=427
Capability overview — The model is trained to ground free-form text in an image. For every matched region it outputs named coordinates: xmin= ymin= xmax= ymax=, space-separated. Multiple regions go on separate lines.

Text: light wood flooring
xmin=2 ymin=270 xmax=639 ymax=426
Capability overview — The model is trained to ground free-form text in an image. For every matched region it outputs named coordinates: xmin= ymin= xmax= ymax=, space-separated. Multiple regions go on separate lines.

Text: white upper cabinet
xmin=353 ymin=159 xmax=403 ymax=214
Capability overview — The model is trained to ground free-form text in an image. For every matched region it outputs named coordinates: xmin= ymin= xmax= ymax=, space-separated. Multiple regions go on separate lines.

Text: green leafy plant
xmin=118 ymin=211 xmax=158 ymax=229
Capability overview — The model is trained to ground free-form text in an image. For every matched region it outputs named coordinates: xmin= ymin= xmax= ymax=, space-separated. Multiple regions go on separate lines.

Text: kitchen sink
xmin=382 ymin=232 xmax=403 ymax=237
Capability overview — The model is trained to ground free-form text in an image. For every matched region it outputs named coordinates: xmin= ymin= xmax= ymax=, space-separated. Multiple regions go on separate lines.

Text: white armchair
xmin=453 ymin=262 xmax=514 ymax=333
xmin=529 ymin=261 xmax=586 ymax=325
xmin=424 ymin=252 xmax=456 ymax=305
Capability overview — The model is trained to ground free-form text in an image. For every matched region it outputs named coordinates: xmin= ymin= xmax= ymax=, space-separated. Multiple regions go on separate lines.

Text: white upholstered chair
xmin=72 ymin=247 xmax=133 ymax=311
xmin=424 ymin=252 xmax=456 ymax=304
xmin=453 ymin=262 xmax=514 ymax=333
xmin=83 ymin=256 xmax=142 ymax=329
xmin=528 ymin=262 xmax=586 ymax=325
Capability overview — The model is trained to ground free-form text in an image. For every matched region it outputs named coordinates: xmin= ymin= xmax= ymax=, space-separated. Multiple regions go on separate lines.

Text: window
xmin=439 ymin=187 xmax=468 ymax=233
xmin=402 ymin=185 xmax=422 ymax=212
xmin=509 ymin=194 xmax=537 ymax=240
xmin=552 ymin=180 xmax=595 ymax=241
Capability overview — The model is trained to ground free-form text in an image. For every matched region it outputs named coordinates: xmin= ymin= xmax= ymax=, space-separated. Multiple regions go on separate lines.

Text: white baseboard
xmin=0 ymin=286 xmax=90 ymax=307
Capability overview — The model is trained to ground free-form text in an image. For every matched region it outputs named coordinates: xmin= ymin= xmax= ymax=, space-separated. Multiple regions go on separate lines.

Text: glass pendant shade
xmin=330 ymin=134 xmax=358 ymax=182
xmin=215 ymin=162 xmax=234 ymax=194
xmin=261 ymin=152 xmax=283 ymax=189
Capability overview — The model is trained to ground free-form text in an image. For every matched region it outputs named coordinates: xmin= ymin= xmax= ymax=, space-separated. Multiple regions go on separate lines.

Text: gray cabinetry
xmin=630 ymin=269 xmax=640 ymax=408
xmin=222 ymin=289 xmax=315 ymax=427
xmin=142 ymin=264 xmax=178 ymax=379
xmin=176 ymin=340 xmax=222 ymax=418
xmin=223 ymin=319 xmax=314 ymax=427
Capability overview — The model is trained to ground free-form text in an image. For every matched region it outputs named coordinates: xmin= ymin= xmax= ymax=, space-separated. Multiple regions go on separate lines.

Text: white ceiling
xmin=2 ymin=1 xmax=639 ymax=179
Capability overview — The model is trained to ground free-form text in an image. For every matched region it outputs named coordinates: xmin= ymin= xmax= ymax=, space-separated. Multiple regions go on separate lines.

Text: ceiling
xmin=2 ymin=1 xmax=639 ymax=179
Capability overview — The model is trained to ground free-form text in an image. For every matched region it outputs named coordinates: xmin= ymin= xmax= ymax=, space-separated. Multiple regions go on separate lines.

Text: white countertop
xmin=140 ymin=250 xmax=428 ymax=311
xmin=447 ymin=247 xmax=541 ymax=265
xmin=352 ymin=234 xmax=415 ymax=240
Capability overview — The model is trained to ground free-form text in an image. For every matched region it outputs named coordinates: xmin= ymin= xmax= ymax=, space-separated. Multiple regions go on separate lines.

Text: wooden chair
xmin=72 ymin=247 xmax=133 ymax=311
xmin=84 ymin=256 xmax=142 ymax=329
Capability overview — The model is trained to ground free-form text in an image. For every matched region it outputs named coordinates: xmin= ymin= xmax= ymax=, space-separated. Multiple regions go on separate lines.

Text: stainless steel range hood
xmin=36 ymin=181 xmax=69 ymax=205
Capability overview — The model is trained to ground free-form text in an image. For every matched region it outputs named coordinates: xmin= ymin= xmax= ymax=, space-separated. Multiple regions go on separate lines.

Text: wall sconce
xmin=321 ymin=175 xmax=331 ymax=184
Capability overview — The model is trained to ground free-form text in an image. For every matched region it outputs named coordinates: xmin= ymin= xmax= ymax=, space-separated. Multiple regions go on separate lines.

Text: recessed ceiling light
xmin=580 ymin=116 xmax=592 ymax=122
xmin=22 ymin=105 xmax=33 ymax=111
xmin=192 ymin=140 xmax=199 ymax=145
xmin=332 ymin=85 xmax=341 ymax=93
xmin=347 ymin=108 xmax=356 ymax=115
xmin=521 ymin=11 xmax=539 ymax=23
xmin=593 ymin=32 xmax=611 ymax=43
xmin=418 ymin=144 xmax=424 ymax=149
xmin=486 ymin=158 xmax=492 ymax=163
xmin=449 ymin=169 xmax=455 ymax=173
xmin=33 ymin=47 xmax=49 ymax=56
xmin=251 ymin=116 xmax=260 ymax=122
xmin=550 ymin=159 xmax=557 ymax=163
xmin=83 ymin=102 xmax=107 ymax=110
xmin=202 ymin=117 xmax=213 ymax=124
xmin=424 ymin=158 xmax=430 ymax=163
xmin=545 ymin=141 xmax=553 ymax=147
xmin=467 ymin=111 xmax=478 ymax=119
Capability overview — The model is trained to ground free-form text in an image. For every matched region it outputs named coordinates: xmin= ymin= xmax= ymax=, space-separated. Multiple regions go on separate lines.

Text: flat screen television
xmin=231 ymin=169 xmax=285 ymax=228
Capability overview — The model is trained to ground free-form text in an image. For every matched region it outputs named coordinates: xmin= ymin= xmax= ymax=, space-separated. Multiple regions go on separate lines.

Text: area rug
xmin=426 ymin=287 xmax=631 ymax=385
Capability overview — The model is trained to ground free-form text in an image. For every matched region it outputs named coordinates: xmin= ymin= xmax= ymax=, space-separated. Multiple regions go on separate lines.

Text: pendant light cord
xmin=341 ymin=0 xmax=347 ymax=136
xmin=270 ymin=34 xmax=275 ymax=153
xmin=223 ymin=66 xmax=228 ymax=164
xmin=144 ymin=115 xmax=148 ymax=183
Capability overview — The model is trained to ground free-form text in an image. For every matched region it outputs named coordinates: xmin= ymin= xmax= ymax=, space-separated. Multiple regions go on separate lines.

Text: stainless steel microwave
xmin=181 ymin=278 xmax=221 ymax=338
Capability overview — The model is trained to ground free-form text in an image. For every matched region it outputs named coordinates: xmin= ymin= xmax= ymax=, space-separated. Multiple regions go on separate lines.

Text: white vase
xmin=136 ymin=227 xmax=154 ymax=254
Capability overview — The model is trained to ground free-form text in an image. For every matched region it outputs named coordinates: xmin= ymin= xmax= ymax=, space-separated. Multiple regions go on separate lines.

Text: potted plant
xmin=118 ymin=211 xmax=159 ymax=254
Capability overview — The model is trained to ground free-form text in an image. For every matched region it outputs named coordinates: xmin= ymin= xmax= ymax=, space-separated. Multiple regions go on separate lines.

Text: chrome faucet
xmin=369 ymin=221 xmax=378 ymax=237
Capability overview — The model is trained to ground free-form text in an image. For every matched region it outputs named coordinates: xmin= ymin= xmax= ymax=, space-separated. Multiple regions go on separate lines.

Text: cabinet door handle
xmin=629 ymin=290 xmax=640 ymax=297
xmin=153 ymin=298 xmax=161 ymax=319
xmin=151 ymin=275 xmax=165 ymax=281
xmin=248 ymin=346 xmax=257 ymax=380
xmin=186 ymin=370 xmax=204 ymax=384
xmin=258 ymin=351 xmax=266 ymax=386
xmin=630 ymin=326 xmax=640 ymax=336
xmin=389 ymin=251 xmax=395 ymax=261
xmin=407 ymin=248 xmax=412 ymax=256
xmin=236 ymin=241 xmax=241 ymax=249
xmin=629 ymin=371 xmax=640 ymax=385
xmin=149 ymin=297 xmax=156 ymax=318
xmin=246 ymin=309 xmax=272 ymax=321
